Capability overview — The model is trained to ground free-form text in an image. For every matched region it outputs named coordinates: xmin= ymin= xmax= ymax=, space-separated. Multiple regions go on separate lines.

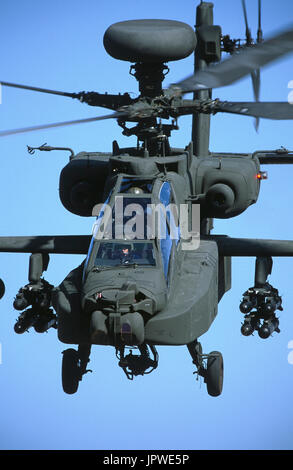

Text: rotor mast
xmin=192 ymin=2 xmax=214 ymax=157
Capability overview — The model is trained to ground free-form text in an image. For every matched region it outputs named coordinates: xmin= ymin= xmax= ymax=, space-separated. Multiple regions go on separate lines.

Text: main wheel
xmin=206 ymin=351 xmax=224 ymax=397
xmin=0 ymin=278 xmax=5 ymax=300
xmin=62 ymin=348 xmax=80 ymax=395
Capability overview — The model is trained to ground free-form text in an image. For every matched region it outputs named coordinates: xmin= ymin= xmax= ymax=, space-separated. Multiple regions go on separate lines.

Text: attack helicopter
xmin=1 ymin=0 xmax=293 ymax=396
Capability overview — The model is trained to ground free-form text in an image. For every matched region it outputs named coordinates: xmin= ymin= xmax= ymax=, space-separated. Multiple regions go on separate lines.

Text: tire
xmin=206 ymin=351 xmax=224 ymax=397
xmin=0 ymin=278 xmax=5 ymax=299
xmin=62 ymin=348 xmax=80 ymax=395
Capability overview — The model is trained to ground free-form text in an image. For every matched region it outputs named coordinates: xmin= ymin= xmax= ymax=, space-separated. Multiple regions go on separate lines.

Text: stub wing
xmin=207 ymin=236 xmax=293 ymax=257
xmin=0 ymin=235 xmax=91 ymax=254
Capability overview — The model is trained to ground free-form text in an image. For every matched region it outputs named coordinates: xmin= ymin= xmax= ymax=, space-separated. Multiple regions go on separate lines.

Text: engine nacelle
xmin=194 ymin=154 xmax=260 ymax=218
xmin=59 ymin=152 xmax=110 ymax=216
xmin=205 ymin=183 xmax=235 ymax=216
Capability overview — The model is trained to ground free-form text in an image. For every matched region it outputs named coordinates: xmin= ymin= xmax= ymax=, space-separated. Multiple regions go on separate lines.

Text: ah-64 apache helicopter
xmin=1 ymin=0 xmax=293 ymax=396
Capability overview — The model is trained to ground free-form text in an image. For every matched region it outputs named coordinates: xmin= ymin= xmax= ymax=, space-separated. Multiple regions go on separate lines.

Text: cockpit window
xmin=159 ymin=182 xmax=173 ymax=280
xmin=159 ymin=181 xmax=171 ymax=206
xmin=82 ymin=192 xmax=112 ymax=280
xmin=111 ymin=196 xmax=152 ymax=240
xmin=94 ymin=241 xmax=156 ymax=267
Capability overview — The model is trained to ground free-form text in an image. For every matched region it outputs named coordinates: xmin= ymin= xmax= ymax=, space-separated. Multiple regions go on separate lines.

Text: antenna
xmin=257 ymin=0 xmax=263 ymax=44
xmin=241 ymin=0 xmax=253 ymax=45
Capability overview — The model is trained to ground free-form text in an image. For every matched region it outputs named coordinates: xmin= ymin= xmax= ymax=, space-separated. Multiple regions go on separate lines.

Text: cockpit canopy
xmin=83 ymin=175 xmax=181 ymax=284
xmin=95 ymin=241 xmax=156 ymax=267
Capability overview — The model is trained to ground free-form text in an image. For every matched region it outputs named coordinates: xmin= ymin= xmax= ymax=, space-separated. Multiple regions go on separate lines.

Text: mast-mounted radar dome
xmin=103 ymin=19 xmax=197 ymax=63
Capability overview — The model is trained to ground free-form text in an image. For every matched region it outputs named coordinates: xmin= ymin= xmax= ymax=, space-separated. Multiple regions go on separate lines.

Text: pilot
xmin=119 ymin=247 xmax=133 ymax=264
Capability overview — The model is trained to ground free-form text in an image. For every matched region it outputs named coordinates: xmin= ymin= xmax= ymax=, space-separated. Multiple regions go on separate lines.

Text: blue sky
xmin=1 ymin=0 xmax=293 ymax=450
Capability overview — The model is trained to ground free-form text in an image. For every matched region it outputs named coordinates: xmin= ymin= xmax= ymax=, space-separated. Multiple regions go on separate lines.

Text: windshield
xmin=94 ymin=241 xmax=156 ymax=267
xmin=111 ymin=196 xmax=152 ymax=240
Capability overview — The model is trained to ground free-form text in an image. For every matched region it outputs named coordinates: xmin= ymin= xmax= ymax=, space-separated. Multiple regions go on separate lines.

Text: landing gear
xmin=0 ymin=278 xmax=5 ymax=299
xmin=206 ymin=351 xmax=224 ymax=397
xmin=62 ymin=349 xmax=80 ymax=395
xmin=187 ymin=340 xmax=224 ymax=397
xmin=61 ymin=344 xmax=92 ymax=395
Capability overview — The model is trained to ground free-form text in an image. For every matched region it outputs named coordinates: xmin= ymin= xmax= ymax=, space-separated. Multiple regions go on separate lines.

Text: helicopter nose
xmin=90 ymin=309 xmax=145 ymax=346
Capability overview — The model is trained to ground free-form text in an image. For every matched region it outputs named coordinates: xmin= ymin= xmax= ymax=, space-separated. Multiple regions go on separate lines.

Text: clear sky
xmin=0 ymin=0 xmax=293 ymax=451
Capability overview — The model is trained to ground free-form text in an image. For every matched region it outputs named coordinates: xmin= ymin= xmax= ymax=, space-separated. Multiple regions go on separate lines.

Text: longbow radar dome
xmin=103 ymin=19 xmax=197 ymax=63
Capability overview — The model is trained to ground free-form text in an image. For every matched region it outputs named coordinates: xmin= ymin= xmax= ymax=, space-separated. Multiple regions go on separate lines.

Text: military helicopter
xmin=1 ymin=0 xmax=293 ymax=397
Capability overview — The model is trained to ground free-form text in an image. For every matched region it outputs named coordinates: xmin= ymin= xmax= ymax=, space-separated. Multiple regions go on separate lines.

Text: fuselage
xmin=80 ymin=167 xmax=221 ymax=346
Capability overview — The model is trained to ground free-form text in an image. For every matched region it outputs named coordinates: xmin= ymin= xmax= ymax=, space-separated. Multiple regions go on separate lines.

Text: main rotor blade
xmin=0 ymin=81 xmax=76 ymax=98
xmin=0 ymin=111 xmax=125 ymax=137
xmin=241 ymin=0 xmax=261 ymax=130
xmin=174 ymin=26 xmax=293 ymax=93
xmin=0 ymin=82 xmax=135 ymax=110
xmin=251 ymin=69 xmax=261 ymax=130
xmin=251 ymin=69 xmax=260 ymax=102
xmin=215 ymin=101 xmax=293 ymax=120
xmin=254 ymin=0 xmax=263 ymax=130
